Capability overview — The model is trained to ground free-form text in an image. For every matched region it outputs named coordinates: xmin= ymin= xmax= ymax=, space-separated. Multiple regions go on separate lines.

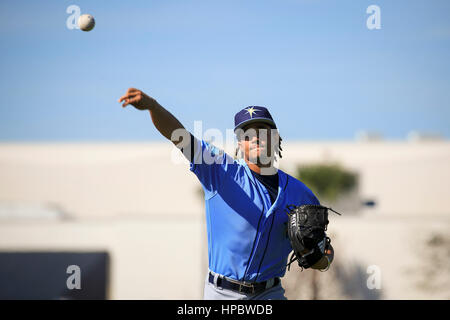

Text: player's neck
xmin=246 ymin=161 xmax=261 ymax=174
xmin=245 ymin=159 xmax=277 ymax=175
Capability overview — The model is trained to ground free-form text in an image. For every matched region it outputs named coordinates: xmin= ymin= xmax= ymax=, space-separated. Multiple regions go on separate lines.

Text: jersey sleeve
xmin=180 ymin=133 xmax=234 ymax=199
xmin=309 ymin=191 xmax=321 ymax=205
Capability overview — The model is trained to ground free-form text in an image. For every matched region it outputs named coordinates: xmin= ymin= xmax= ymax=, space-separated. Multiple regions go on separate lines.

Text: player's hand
xmin=118 ymin=88 xmax=157 ymax=111
xmin=311 ymin=244 xmax=334 ymax=270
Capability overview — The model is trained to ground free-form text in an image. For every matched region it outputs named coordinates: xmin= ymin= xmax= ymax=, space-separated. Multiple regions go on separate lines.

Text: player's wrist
xmin=144 ymin=96 xmax=160 ymax=111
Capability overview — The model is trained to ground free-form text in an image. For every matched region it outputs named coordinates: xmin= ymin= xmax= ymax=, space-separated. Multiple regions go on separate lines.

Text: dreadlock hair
xmin=277 ymin=135 xmax=283 ymax=159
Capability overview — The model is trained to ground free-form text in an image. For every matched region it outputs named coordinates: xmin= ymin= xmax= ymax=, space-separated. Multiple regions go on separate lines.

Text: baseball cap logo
xmin=245 ymin=107 xmax=260 ymax=119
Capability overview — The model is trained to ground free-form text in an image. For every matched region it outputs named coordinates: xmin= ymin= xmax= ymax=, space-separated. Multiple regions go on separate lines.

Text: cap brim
xmin=234 ymin=118 xmax=277 ymax=132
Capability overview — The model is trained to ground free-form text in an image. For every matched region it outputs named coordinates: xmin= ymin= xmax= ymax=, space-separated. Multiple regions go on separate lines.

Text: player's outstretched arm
xmin=118 ymin=88 xmax=188 ymax=145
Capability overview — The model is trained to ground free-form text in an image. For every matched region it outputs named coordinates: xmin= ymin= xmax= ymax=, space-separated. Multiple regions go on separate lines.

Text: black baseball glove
xmin=285 ymin=204 xmax=341 ymax=270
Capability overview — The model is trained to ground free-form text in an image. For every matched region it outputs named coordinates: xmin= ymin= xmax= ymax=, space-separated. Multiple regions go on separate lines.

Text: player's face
xmin=238 ymin=123 xmax=275 ymax=166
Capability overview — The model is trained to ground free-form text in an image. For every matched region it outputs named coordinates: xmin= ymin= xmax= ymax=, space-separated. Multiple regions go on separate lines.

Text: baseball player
xmin=118 ymin=88 xmax=334 ymax=300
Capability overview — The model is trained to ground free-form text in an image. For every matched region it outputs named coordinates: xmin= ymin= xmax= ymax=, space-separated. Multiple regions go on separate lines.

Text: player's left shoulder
xmin=281 ymin=170 xmax=309 ymax=190
xmin=281 ymin=170 xmax=320 ymax=204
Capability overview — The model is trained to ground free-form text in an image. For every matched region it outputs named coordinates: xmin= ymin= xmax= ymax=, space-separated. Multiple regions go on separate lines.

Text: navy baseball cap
xmin=234 ymin=106 xmax=277 ymax=132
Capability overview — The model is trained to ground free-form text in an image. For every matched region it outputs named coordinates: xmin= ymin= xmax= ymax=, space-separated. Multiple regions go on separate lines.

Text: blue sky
xmin=0 ymin=0 xmax=449 ymax=141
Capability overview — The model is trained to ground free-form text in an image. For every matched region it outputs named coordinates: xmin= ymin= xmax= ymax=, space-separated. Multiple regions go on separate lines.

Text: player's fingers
xmin=121 ymin=99 xmax=129 ymax=107
xmin=125 ymin=95 xmax=140 ymax=106
xmin=118 ymin=92 xmax=137 ymax=103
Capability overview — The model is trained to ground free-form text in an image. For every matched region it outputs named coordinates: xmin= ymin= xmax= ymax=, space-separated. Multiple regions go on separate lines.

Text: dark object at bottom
xmin=0 ymin=251 xmax=109 ymax=300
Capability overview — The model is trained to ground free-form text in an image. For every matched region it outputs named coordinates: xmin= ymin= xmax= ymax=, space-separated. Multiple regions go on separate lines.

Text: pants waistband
xmin=208 ymin=271 xmax=280 ymax=295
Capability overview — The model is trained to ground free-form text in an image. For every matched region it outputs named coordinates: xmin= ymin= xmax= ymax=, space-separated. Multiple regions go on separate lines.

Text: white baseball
xmin=78 ymin=14 xmax=95 ymax=32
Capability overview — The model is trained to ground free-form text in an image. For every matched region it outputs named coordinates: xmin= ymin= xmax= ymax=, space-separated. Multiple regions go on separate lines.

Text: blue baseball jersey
xmin=186 ymin=136 xmax=320 ymax=282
